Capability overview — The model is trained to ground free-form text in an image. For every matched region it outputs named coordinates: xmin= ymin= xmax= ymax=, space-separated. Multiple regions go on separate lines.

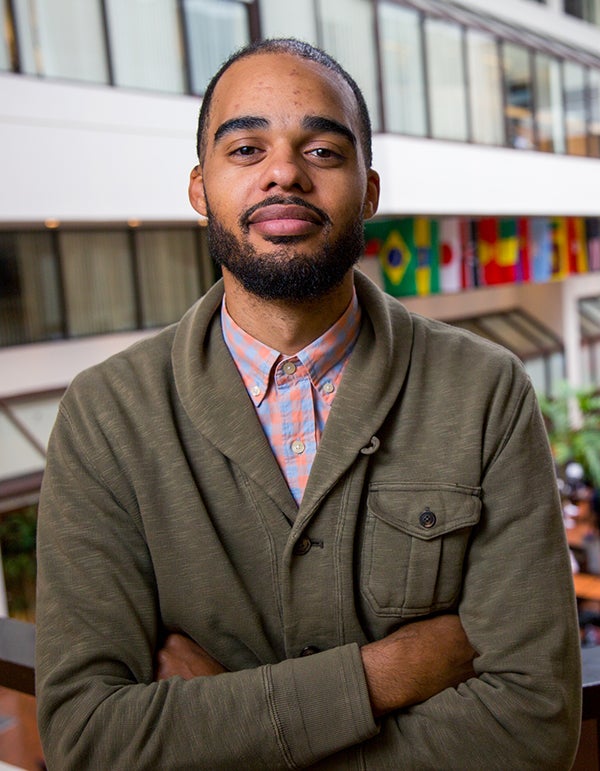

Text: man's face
xmin=189 ymin=52 xmax=379 ymax=302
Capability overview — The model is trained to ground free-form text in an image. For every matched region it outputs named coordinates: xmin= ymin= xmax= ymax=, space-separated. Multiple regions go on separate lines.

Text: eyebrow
xmin=301 ymin=115 xmax=357 ymax=148
xmin=213 ymin=116 xmax=269 ymax=145
xmin=212 ymin=114 xmax=357 ymax=148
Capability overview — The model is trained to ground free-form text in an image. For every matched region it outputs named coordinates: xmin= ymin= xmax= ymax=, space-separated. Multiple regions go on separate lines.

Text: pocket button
xmin=419 ymin=508 xmax=437 ymax=529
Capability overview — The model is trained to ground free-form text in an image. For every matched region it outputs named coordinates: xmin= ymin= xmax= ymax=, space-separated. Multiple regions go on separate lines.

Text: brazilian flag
xmin=364 ymin=218 xmax=440 ymax=297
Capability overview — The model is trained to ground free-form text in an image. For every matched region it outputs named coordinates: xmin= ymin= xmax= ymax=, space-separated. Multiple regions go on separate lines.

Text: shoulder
xmin=354 ymin=270 xmax=526 ymax=384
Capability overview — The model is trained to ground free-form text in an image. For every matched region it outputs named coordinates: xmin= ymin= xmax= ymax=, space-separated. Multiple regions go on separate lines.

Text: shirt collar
xmin=221 ymin=291 xmax=361 ymax=406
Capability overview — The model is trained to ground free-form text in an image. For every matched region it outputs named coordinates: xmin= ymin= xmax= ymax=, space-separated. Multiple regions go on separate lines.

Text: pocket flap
xmin=368 ymin=482 xmax=482 ymax=541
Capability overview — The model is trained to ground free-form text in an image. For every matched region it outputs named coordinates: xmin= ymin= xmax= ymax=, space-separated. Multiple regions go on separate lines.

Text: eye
xmin=310 ymin=148 xmax=335 ymax=158
xmin=306 ymin=146 xmax=344 ymax=164
xmin=231 ymin=145 xmax=259 ymax=157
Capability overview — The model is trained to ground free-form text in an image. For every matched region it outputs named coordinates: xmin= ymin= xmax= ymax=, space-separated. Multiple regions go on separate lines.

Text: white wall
xmin=374 ymin=135 xmax=600 ymax=218
xmin=0 ymin=74 xmax=200 ymax=223
xmin=2 ymin=73 xmax=600 ymax=226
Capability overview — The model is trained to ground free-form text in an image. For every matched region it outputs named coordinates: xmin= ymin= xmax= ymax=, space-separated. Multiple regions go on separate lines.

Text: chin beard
xmin=206 ymin=216 xmax=365 ymax=303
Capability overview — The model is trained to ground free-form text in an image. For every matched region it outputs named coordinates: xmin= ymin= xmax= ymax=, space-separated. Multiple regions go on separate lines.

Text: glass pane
xmin=11 ymin=395 xmax=62 ymax=452
xmin=317 ymin=0 xmax=380 ymax=132
xmin=503 ymin=43 xmax=534 ymax=150
xmin=105 ymin=0 xmax=185 ymax=92
xmin=524 ymin=357 xmax=545 ymax=394
xmin=60 ymin=231 xmax=136 ymax=336
xmin=424 ymin=18 xmax=468 ymax=141
xmin=135 ymin=229 xmax=200 ymax=327
xmin=535 ymin=53 xmax=565 ymax=153
xmin=565 ymin=0 xmax=600 ymax=23
xmin=590 ymin=69 xmax=600 ymax=158
xmin=13 ymin=0 xmax=108 ymax=82
xmin=259 ymin=0 xmax=317 ymax=43
xmin=564 ymin=61 xmax=588 ymax=156
xmin=466 ymin=30 xmax=504 ymax=145
xmin=379 ymin=3 xmax=427 ymax=136
xmin=594 ymin=343 xmax=600 ymax=387
xmin=0 ymin=232 xmax=62 ymax=346
xmin=183 ymin=0 xmax=249 ymax=95
xmin=580 ymin=296 xmax=600 ymax=340
xmin=549 ymin=351 xmax=565 ymax=396
xmin=582 ymin=344 xmax=593 ymax=388
xmin=0 ymin=412 xmax=45 ymax=482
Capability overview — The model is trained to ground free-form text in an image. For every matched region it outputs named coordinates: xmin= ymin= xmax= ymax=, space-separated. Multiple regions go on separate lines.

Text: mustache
xmin=239 ymin=196 xmax=332 ymax=230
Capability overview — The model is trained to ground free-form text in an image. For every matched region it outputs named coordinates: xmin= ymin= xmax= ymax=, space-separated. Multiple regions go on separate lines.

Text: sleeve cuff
xmin=265 ymin=642 xmax=379 ymax=768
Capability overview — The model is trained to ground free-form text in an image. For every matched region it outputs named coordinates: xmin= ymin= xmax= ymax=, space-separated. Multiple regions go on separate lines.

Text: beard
xmin=205 ymin=196 xmax=365 ymax=303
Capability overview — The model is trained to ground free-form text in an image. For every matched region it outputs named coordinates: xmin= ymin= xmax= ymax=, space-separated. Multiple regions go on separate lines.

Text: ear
xmin=363 ymin=169 xmax=380 ymax=221
xmin=188 ymin=165 xmax=207 ymax=217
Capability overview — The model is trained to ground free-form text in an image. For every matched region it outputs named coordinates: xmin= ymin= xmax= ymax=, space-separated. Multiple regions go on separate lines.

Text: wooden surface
xmin=574 ymin=573 xmax=600 ymax=601
xmin=0 ymin=688 xmax=43 ymax=770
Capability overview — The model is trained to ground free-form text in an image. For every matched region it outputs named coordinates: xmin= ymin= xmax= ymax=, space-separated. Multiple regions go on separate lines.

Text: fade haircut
xmin=196 ymin=38 xmax=373 ymax=169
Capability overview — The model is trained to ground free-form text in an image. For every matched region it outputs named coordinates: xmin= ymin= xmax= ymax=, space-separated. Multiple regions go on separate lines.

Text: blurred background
xmin=0 ymin=1 xmax=600 ymax=767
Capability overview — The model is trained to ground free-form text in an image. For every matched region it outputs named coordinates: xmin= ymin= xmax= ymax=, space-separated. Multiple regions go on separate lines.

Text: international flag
xmin=566 ymin=217 xmax=588 ymax=273
xmin=413 ymin=217 xmax=440 ymax=296
xmin=460 ymin=219 xmax=480 ymax=289
xmin=364 ymin=218 xmax=441 ymax=297
xmin=439 ymin=218 xmax=462 ymax=293
xmin=531 ymin=218 xmax=552 ymax=282
xmin=477 ymin=217 xmax=500 ymax=285
xmin=364 ymin=219 xmax=415 ymax=297
xmin=517 ymin=218 xmax=531 ymax=283
xmin=498 ymin=219 xmax=519 ymax=283
xmin=587 ymin=218 xmax=600 ymax=272
xmin=477 ymin=218 xmax=519 ymax=285
xmin=550 ymin=218 xmax=569 ymax=280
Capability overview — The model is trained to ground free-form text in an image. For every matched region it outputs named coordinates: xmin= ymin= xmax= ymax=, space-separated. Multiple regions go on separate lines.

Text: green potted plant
xmin=538 ymin=382 xmax=600 ymax=490
xmin=0 ymin=504 xmax=38 ymax=620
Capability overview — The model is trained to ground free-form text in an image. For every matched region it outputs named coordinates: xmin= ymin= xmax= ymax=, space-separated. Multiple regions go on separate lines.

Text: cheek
xmin=203 ymin=186 xmax=244 ymax=225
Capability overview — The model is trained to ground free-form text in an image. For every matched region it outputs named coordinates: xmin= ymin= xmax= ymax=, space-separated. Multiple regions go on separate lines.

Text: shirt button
xmin=419 ymin=508 xmax=437 ymax=528
xmin=293 ymin=536 xmax=312 ymax=556
xmin=299 ymin=645 xmax=320 ymax=656
xmin=251 ymin=385 xmax=261 ymax=397
xmin=291 ymin=439 xmax=305 ymax=455
xmin=322 ymin=381 xmax=335 ymax=395
xmin=283 ymin=361 xmax=296 ymax=375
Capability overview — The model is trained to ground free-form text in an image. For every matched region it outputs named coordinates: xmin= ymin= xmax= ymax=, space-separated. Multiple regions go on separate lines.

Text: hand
xmin=155 ymin=633 xmax=227 ymax=680
xmin=360 ymin=615 xmax=477 ymax=717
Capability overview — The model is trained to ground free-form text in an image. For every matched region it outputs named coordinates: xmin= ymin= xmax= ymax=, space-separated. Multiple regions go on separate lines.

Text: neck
xmin=222 ymin=269 xmax=355 ymax=355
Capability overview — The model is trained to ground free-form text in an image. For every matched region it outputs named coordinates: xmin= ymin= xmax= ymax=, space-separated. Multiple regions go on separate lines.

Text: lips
xmin=246 ymin=204 xmax=324 ymax=237
xmin=248 ymin=205 xmax=323 ymax=225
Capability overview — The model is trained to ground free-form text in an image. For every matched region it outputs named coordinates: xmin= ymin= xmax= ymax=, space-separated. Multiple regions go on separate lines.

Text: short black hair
xmin=196 ymin=38 xmax=373 ymax=168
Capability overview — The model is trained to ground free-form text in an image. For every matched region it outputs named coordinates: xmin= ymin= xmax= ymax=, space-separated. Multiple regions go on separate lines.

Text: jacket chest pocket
xmin=361 ymin=483 xmax=481 ymax=618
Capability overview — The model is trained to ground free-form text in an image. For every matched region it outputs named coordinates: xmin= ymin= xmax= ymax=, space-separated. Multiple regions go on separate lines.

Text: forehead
xmin=208 ymin=52 xmax=359 ymax=135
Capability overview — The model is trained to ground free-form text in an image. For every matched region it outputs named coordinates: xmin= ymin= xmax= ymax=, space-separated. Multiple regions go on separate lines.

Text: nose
xmin=258 ymin=145 xmax=312 ymax=193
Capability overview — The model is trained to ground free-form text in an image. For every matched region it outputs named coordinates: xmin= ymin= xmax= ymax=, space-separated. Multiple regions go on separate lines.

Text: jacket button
xmin=293 ymin=536 xmax=312 ymax=556
xmin=419 ymin=508 xmax=437 ymax=528
xmin=299 ymin=646 xmax=320 ymax=656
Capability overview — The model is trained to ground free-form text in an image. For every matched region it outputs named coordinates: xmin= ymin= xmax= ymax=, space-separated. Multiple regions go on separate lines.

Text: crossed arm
xmin=36 ymin=374 xmax=582 ymax=769
xmin=156 ymin=614 xmax=477 ymax=717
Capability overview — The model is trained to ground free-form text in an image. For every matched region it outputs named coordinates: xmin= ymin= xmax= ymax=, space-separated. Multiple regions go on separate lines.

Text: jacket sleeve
xmin=35 ymin=399 xmax=378 ymax=771
xmin=358 ymin=379 xmax=582 ymax=770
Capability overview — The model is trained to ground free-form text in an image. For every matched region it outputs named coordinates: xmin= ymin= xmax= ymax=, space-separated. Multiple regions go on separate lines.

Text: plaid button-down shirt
xmin=222 ymin=293 xmax=361 ymax=505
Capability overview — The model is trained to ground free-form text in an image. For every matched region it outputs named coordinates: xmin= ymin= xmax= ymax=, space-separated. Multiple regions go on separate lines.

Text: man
xmin=36 ymin=39 xmax=581 ymax=769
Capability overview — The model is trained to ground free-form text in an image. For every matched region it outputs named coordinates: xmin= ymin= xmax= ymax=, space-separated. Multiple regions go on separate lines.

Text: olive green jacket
xmin=36 ymin=271 xmax=581 ymax=770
